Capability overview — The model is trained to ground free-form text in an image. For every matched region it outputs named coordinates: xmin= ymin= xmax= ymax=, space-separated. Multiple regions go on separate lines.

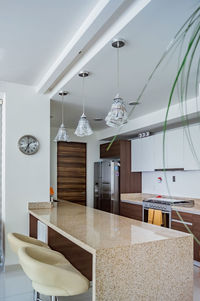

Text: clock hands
xmin=18 ymin=135 xmax=39 ymax=155
xmin=25 ymin=137 xmax=30 ymax=152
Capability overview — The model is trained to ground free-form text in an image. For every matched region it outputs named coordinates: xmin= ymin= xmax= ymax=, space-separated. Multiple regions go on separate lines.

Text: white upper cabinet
xmin=161 ymin=128 xmax=184 ymax=169
xmin=183 ymin=124 xmax=200 ymax=170
xmin=131 ymin=127 xmax=185 ymax=172
xmin=131 ymin=136 xmax=154 ymax=172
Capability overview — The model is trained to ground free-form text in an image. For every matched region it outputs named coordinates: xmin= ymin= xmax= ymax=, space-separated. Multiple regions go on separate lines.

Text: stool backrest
xmin=18 ymin=246 xmax=89 ymax=295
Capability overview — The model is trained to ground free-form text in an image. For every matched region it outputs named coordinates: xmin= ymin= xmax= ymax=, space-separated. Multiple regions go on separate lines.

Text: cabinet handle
xmin=171 ymin=219 xmax=192 ymax=226
xmin=154 ymin=168 xmax=184 ymax=171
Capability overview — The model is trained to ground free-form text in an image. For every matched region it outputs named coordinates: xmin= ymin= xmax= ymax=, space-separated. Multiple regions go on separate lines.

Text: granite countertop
xmin=121 ymin=193 xmax=200 ymax=215
xmin=29 ymin=201 xmax=189 ymax=255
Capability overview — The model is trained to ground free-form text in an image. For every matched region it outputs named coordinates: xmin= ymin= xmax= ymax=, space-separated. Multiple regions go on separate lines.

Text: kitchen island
xmin=29 ymin=201 xmax=193 ymax=301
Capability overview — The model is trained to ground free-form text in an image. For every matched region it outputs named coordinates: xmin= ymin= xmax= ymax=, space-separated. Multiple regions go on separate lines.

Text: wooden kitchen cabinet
xmin=100 ymin=141 xmax=120 ymax=158
xmin=100 ymin=140 xmax=142 ymax=194
xmin=120 ymin=202 xmax=142 ymax=221
xmin=172 ymin=210 xmax=200 ymax=262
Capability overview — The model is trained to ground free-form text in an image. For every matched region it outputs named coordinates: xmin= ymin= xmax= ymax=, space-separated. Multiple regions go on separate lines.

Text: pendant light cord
xmin=82 ymin=76 xmax=85 ymax=114
xmin=117 ymin=43 xmax=120 ymax=94
xmin=61 ymin=93 xmax=64 ymax=125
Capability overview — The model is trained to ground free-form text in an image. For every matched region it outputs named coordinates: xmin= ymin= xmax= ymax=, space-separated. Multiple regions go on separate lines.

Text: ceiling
xmin=51 ymin=0 xmax=200 ymax=130
xmin=0 ymin=0 xmax=97 ymax=85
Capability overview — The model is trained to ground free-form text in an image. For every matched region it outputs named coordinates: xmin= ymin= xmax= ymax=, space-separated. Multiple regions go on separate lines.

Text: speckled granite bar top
xmin=121 ymin=193 xmax=200 ymax=215
xmin=29 ymin=201 xmax=189 ymax=255
xmin=28 ymin=202 xmax=53 ymax=210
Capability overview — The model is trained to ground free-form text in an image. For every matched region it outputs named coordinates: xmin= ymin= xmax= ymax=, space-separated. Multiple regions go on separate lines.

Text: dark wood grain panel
xmin=172 ymin=210 xmax=193 ymax=223
xmin=193 ymin=214 xmax=200 ymax=262
xmin=100 ymin=141 xmax=120 ymax=158
xmin=57 ymin=142 xmax=86 ymax=205
xmin=29 ymin=214 xmax=38 ymax=239
xmin=120 ymin=140 xmax=142 ymax=193
xmin=120 ymin=202 xmax=142 ymax=221
xmin=171 ymin=221 xmax=192 ymax=233
xmin=172 ymin=210 xmax=200 ymax=262
xmin=48 ymin=227 xmax=92 ymax=281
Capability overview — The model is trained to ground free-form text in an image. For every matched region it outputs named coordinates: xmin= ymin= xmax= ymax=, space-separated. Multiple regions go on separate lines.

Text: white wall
xmin=142 ymin=171 xmax=200 ymax=198
xmin=50 ymin=127 xmax=99 ymax=207
xmin=1 ymin=82 xmax=50 ymax=265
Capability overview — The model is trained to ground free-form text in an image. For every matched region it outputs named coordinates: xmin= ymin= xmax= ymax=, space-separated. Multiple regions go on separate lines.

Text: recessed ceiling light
xmin=93 ymin=118 xmax=103 ymax=121
xmin=128 ymin=101 xmax=140 ymax=106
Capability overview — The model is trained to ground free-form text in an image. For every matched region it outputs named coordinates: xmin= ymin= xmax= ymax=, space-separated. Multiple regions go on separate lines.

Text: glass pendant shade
xmin=54 ymin=91 xmax=70 ymax=142
xmin=75 ymin=113 xmax=93 ymax=137
xmin=75 ymin=71 xmax=93 ymax=137
xmin=105 ymin=93 xmax=128 ymax=127
xmin=106 ymin=39 xmax=128 ymax=128
xmin=54 ymin=123 xmax=70 ymax=142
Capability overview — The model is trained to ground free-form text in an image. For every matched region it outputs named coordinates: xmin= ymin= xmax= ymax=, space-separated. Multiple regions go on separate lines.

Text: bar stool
xmin=7 ymin=232 xmax=50 ymax=254
xmin=18 ymin=246 xmax=90 ymax=301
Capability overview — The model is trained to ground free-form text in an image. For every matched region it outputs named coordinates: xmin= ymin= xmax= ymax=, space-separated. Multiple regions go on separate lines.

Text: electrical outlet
xmin=172 ymin=176 xmax=176 ymax=182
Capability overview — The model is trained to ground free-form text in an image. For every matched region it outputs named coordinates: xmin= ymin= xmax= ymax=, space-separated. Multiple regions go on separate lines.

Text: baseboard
xmin=5 ymin=264 xmax=22 ymax=272
xmin=194 ymin=260 xmax=200 ymax=268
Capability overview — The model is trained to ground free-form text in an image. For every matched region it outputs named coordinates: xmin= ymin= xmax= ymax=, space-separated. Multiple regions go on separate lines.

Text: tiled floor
xmin=0 ymin=266 xmax=199 ymax=300
xmin=0 ymin=266 xmax=92 ymax=301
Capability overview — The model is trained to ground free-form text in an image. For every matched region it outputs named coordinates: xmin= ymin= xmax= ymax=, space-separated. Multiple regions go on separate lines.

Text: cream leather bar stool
xmin=18 ymin=246 xmax=90 ymax=301
xmin=7 ymin=232 xmax=50 ymax=254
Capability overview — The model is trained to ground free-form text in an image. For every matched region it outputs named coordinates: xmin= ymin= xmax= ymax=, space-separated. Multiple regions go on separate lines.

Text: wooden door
xmin=57 ymin=142 xmax=86 ymax=205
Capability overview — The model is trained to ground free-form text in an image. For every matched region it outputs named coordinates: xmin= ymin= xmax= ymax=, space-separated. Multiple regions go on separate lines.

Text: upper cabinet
xmin=131 ymin=136 xmax=154 ymax=172
xmin=183 ymin=125 xmax=200 ymax=170
xmin=131 ymin=127 xmax=185 ymax=172
xmin=154 ymin=128 xmax=184 ymax=170
xmin=100 ymin=141 xmax=120 ymax=159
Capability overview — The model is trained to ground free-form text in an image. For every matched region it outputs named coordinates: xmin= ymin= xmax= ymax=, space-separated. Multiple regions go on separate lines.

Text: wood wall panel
xmin=48 ymin=227 xmax=92 ymax=281
xmin=57 ymin=142 xmax=86 ymax=205
xmin=29 ymin=214 xmax=38 ymax=239
xmin=120 ymin=140 xmax=142 ymax=193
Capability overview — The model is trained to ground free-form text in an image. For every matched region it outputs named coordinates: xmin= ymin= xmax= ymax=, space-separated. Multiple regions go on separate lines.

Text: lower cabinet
xmin=120 ymin=202 xmax=142 ymax=221
xmin=171 ymin=210 xmax=200 ymax=262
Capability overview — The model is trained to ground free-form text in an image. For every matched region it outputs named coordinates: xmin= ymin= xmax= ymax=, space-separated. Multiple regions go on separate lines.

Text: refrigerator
xmin=94 ymin=161 xmax=120 ymax=214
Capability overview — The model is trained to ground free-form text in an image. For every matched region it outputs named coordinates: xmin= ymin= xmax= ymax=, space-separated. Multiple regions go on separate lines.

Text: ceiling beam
xmin=36 ymin=0 xmax=151 ymax=97
xmin=36 ymin=0 xmax=124 ymax=94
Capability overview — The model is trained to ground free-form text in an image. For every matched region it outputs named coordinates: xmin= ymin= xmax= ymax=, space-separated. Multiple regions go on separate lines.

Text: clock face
xmin=18 ymin=135 xmax=39 ymax=155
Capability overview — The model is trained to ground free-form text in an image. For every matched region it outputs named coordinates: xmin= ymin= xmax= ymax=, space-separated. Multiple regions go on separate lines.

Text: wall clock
xmin=18 ymin=135 xmax=39 ymax=155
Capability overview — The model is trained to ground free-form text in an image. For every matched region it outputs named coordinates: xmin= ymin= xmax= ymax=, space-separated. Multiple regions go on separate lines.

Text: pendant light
xmin=75 ymin=71 xmax=93 ymax=137
xmin=54 ymin=91 xmax=70 ymax=142
xmin=105 ymin=39 xmax=128 ymax=127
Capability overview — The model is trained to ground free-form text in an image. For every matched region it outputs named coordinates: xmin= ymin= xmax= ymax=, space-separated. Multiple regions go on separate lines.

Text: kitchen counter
xmin=121 ymin=193 xmax=200 ymax=215
xmin=29 ymin=201 xmax=193 ymax=300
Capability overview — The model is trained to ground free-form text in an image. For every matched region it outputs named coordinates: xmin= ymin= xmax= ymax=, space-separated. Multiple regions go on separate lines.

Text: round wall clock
xmin=18 ymin=135 xmax=39 ymax=155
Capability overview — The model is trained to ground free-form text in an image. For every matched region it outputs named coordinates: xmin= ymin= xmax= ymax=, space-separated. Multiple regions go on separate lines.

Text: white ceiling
xmin=51 ymin=0 xmax=200 ymax=130
xmin=0 ymin=0 xmax=97 ymax=85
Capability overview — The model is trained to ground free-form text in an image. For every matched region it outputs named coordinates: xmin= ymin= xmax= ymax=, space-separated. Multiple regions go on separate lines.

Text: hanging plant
xmin=107 ymin=4 xmax=200 ymax=247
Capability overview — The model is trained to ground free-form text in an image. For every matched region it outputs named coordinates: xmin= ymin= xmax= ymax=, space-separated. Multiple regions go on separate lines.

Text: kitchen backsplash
xmin=142 ymin=170 xmax=200 ymax=198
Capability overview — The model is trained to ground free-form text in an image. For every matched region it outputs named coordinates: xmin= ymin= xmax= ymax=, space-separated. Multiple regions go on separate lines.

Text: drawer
xmin=171 ymin=210 xmax=193 ymax=223
xmin=171 ymin=220 xmax=192 ymax=233
xmin=120 ymin=202 xmax=142 ymax=221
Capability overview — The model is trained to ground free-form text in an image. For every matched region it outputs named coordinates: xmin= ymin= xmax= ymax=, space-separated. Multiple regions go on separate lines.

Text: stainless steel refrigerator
xmin=94 ymin=161 xmax=120 ymax=214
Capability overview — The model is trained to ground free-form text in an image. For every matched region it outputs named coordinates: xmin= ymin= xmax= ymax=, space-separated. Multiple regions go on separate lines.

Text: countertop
xmin=121 ymin=193 xmax=200 ymax=215
xmin=29 ymin=201 xmax=189 ymax=255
